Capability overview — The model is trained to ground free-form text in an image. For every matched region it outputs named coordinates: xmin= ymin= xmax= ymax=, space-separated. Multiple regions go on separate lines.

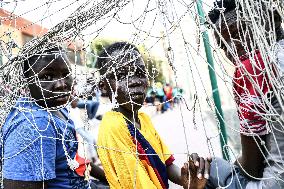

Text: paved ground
xmin=142 ymin=104 xmax=223 ymax=188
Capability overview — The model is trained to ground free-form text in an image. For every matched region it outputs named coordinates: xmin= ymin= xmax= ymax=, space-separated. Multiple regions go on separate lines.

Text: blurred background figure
xmin=77 ymin=96 xmax=99 ymax=120
xmin=70 ymin=98 xmax=108 ymax=188
xmin=155 ymin=82 xmax=165 ymax=113
xmin=145 ymin=87 xmax=156 ymax=105
xmin=163 ymin=83 xmax=174 ymax=110
xmin=173 ymin=86 xmax=184 ymax=106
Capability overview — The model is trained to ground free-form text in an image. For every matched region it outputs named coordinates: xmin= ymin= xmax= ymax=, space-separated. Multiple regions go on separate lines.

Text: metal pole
xmin=196 ymin=0 xmax=229 ymax=160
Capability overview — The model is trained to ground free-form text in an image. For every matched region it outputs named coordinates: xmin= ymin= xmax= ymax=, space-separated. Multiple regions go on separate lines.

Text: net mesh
xmin=0 ymin=0 xmax=284 ymax=188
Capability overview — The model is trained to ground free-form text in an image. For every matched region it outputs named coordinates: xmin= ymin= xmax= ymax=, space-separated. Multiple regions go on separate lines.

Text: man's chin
xmin=131 ymin=100 xmax=145 ymax=110
xmin=120 ymin=100 xmax=144 ymax=112
xmin=53 ymin=101 xmax=69 ymax=108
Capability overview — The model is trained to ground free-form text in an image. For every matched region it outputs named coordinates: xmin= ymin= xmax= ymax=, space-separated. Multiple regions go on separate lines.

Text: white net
xmin=0 ymin=0 xmax=284 ymax=188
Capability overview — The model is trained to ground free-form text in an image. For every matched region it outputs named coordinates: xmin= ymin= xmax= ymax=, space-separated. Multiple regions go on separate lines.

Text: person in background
xmin=173 ymin=86 xmax=184 ymax=105
xmin=77 ymin=93 xmax=100 ymax=120
xmin=70 ymin=98 xmax=99 ymax=163
xmin=70 ymin=98 xmax=109 ymax=189
xmin=155 ymin=82 xmax=166 ymax=113
xmin=145 ymin=87 xmax=156 ymax=105
xmin=163 ymin=83 xmax=174 ymax=109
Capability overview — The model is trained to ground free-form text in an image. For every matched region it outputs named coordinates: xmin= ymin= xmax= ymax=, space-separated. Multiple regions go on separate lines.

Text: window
xmin=22 ymin=33 xmax=33 ymax=45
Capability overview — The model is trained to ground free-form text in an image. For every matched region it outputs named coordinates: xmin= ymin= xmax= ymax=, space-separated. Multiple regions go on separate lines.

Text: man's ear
xmin=99 ymin=80 xmax=108 ymax=94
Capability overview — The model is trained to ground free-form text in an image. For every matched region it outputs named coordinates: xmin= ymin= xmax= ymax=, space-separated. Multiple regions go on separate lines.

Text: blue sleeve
xmin=3 ymin=115 xmax=57 ymax=181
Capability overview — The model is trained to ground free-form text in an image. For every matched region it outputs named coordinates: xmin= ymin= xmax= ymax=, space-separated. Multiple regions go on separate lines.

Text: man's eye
xmin=137 ymin=66 xmax=146 ymax=76
xmin=62 ymin=72 xmax=70 ymax=78
xmin=117 ymin=73 xmax=126 ymax=80
xmin=136 ymin=69 xmax=145 ymax=78
xmin=42 ymin=74 xmax=53 ymax=81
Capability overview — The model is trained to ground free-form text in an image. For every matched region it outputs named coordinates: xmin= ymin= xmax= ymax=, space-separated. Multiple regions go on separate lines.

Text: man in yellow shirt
xmin=96 ymin=41 xmax=211 ymax=189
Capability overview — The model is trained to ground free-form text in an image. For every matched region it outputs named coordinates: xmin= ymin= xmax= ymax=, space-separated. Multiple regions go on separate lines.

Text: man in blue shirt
xmin=2 ymin=47 xmax=107 ymax=189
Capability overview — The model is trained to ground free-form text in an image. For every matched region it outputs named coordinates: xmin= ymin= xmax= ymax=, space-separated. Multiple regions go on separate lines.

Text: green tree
xmin=87 ymin=38 xmax=113 ymax=68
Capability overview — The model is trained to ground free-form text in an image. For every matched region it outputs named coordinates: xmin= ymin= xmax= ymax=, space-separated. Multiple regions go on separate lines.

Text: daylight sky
xmin=1 ymin=0 xmax=215 ymax=46
xmin=2 ymin=0 xmax=230 ymax=104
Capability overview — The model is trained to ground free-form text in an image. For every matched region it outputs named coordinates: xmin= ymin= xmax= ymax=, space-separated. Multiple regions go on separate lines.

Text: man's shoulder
xmin=5 ymin=107 xmax=49 ymax=125
xmin=2 ymin=105 xmax=55 ymax=139
xmin=138 ymin=111 xmax=151 ymax=120
xmin=5 ymin=98 xmax=48 ymax=120
xmin=98 ymin=111 xmax=132 ymax=141
xmin=100 ymin=111 xmax=126 ymax=131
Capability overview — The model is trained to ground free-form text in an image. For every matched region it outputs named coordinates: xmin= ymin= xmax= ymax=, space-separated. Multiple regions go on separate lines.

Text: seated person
xmin=96 ymin=41 xmax=211 ymax=189
xmin=2 ymin=46 xmax=106 ymax=189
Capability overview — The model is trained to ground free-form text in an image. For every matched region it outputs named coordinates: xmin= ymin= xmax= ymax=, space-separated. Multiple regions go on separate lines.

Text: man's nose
xmin=54 ymin=78 xmax=67 ymax=90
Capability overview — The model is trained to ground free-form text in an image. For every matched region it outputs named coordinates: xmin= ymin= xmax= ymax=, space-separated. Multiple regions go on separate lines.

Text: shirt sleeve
xmin=97 ymin=116 xmax=157 ymax=189
xmin=234 ymin=54 xmax=271 ymax=136
xmin=3 ymin=115 xmax=57 ymax=181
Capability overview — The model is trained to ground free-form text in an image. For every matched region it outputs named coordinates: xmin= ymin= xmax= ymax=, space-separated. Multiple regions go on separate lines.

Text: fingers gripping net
xmin=0 ymin=0 xmax=284 ymax=188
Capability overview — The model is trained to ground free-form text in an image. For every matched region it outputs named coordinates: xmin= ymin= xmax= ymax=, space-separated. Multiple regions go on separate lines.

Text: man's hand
xmin=180 ymin=153 xmax=211 ymax=189
xmin=4 ymin=179 xmax=45 ymax=189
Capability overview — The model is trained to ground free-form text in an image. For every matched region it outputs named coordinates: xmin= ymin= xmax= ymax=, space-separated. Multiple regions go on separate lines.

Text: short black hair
xmin=208 ymin=0 xmax=283 ymax=40
xmin=22 ymin=46 xmax=65 ymax=78
xmin=208 ymin=0 xmax=237 ymax=24
xmin=96 ymin=41 xmax=140 ymax=76
xmin=208 ymin=0 xmax=281 ymax=25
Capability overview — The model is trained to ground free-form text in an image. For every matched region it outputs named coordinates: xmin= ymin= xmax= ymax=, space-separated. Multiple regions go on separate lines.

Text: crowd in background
xmin=145 ymin=82 xmax=184 ymax=113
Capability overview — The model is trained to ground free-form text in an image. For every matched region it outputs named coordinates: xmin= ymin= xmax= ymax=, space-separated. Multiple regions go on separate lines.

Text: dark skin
xmin=4 ymin=180 xmax=46 ymax=189
xmin=214 ymin=10 xmax=267 ymax=179
xmin=214 ymin=11 xmax=254 ymax=62
xmin=100 ymin=48 xmax=211 ymax=188
xmin=275 ymin=11 xmax=284 ymax=41
xmin=4 ymin=53 xmax=106 ymax=189
xmin=100 ymin=50 xmax=149 ymax=126
xmin=90 ymin=162 xmax=108 ymax=183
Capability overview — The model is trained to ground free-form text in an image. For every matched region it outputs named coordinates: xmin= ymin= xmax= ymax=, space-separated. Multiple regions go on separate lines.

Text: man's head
xmin=208 ymin=0 xmax=281 ymax=62
xmin=97 ymin=42 xmax=148 ymax=112
xmin=23 ymin=47 xmax=73 ymax=109
xmin=208 ymin=0 xmax=252 ymax=61
xmin=71 ymin=98 xmax=79 ymax=108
